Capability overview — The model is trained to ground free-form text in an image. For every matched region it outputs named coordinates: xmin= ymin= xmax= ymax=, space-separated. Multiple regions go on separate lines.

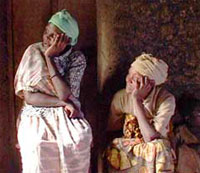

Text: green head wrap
xmin=48 ymin=9 xmax=79 ymax=46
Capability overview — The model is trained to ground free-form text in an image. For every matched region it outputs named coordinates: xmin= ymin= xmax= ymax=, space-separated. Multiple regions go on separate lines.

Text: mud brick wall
xmin=97 ymin=0 xmax=200 ymax=100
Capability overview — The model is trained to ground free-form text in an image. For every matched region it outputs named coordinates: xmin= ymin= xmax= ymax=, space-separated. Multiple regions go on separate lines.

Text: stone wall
xmin=0 ymin=0 xmax=16 ymax=172
xmin=97 ymin=0 xmax=200 ymax=100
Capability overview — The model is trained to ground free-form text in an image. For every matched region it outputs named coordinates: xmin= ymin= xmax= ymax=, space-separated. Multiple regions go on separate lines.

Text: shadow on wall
xmin=97 ymin=0 xmax=200 ymax=142
xmin=98 ymin=0 xmax=200 ymax=100
xmin=172 ymin=94 xmax=200 ymax=172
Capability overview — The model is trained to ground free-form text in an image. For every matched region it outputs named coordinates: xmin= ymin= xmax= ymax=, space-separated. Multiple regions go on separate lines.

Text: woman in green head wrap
xmin=14 ymin=9 xmax=92 ymax=173
xmin=43 ymin=9 xmax=79 ymax=48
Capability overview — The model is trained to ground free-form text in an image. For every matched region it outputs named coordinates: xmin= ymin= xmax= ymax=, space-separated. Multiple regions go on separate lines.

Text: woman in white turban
xmin=106 ymin=53 xmax=175 ymax=173
xmin=14 ymin=10 xmax=92 ymax=173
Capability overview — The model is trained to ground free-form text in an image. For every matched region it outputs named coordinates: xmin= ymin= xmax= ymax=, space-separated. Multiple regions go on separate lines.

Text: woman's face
xmin=125 ymin=68 xmax=143 ymax=93
xmin=42 ymin=23 xmax=70 ymax=49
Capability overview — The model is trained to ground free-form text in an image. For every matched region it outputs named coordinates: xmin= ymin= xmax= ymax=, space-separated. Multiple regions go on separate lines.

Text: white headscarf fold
xmin=131 ymin=53 xmax=168 ymax=85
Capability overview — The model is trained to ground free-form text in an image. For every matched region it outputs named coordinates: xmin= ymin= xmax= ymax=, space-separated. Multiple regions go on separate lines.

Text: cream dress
xmin=14 ymin=43 xmax=92 ymax=173
xmin=107 ymin=87 xmax=176 ymax=173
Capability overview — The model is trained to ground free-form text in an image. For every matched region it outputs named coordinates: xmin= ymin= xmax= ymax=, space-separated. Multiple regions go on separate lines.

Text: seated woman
xmin=106 ymin=53 xmax=175 ymax=173
xmin=14 ymin=9 xmax=92 ymax=173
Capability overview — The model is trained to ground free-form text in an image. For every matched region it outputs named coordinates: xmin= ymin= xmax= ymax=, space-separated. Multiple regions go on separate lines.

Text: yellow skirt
xmin=107 ymin=138 xmax=174 ymax=173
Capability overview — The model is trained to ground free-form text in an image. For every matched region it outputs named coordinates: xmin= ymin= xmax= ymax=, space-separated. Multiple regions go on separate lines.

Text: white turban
xmin=130 ymin=53 xmax=168 ymax=85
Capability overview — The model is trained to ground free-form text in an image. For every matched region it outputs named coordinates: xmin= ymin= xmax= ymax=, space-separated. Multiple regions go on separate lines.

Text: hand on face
xmin=126 ymin=71 xmax=155 ymax=100
xmin=45 ymin=33 xmax=70 ymax=57
xmin=132 ymin=76 xmax=155 ymax=100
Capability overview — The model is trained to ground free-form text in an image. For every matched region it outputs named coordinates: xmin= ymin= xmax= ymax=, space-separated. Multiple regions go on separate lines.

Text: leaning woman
xmin=106 ymin=53 xmax=175 ymax=173
xmin=14 ymin=9 xmax=92 ymax=173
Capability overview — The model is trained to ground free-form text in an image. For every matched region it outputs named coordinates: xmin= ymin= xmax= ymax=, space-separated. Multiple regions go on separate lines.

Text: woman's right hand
xmin=45 ymin=34 xmax=70 ymax=58
xmin=131 ymin=76 xmax=154 ymax=101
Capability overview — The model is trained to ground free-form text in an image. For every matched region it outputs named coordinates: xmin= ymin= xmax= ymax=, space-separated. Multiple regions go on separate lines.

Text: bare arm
xmin=45 ymin=34 xmax=72 ymax=101
xmin=130 ymin=76 xmax=159 ymax=142
xmin=24 ymin=91 xmax=68 ymax=107
xmin=24 ymin=91 xmax=78 ymax=118
xmin=45 ymin=56 xmax=71 ymax=101
xmin=132 ymin=97 xmax=159 ymax=142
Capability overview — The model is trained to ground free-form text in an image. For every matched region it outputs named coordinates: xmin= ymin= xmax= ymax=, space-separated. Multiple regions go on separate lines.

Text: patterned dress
xmin=14 ymin=42 xmax=92 ymax=173
xmin=106 ymin=87 xmax=175 ymax=173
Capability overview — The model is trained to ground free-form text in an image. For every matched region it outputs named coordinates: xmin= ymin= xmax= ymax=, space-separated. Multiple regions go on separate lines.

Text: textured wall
xmin=97 ymin=0 xmax=200 ymax=100
xmin=0 ymin=0 xmax=16 ymax=172
xmin=0 ymin=1 xmax=10 ymax=171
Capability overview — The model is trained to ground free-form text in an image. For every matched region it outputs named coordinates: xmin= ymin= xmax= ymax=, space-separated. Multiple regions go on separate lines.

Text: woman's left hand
xmin=64 ymin=102 xmax=79 ymax=118
xmin=131 ymin=76 xmax=155 ymax=101
xmin=45 ymin=34 xmax=70 ymax=58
